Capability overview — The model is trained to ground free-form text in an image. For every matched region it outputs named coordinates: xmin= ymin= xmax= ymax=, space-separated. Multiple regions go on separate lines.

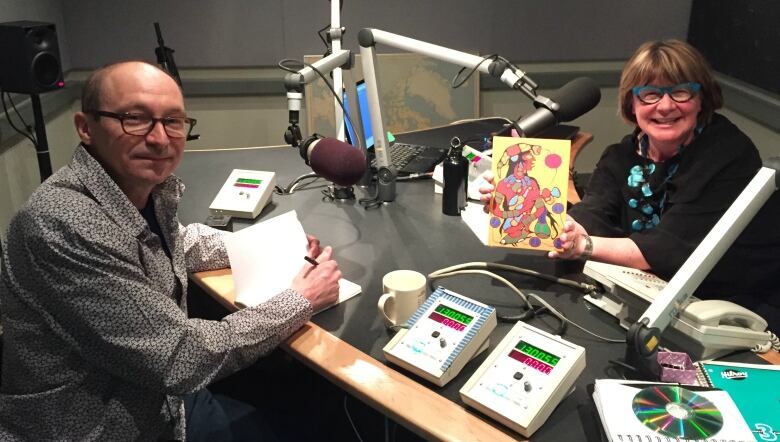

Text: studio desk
xmin=176 ymin=135 xmax=778 ymax=442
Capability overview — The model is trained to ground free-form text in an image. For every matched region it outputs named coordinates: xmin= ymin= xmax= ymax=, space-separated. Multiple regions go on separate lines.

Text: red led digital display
xmin=508 ymin=350 xmax=554 ymax=374
xmin=428 ymin=312 xmax=466 ymax=331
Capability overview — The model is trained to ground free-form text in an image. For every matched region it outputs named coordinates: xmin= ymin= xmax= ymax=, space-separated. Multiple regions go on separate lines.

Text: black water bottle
xmin=442 ymin=139 xmax=468 ymax=216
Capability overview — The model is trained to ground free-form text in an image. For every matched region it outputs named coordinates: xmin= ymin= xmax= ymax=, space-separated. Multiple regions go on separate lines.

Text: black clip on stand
xmin=154 ymin=22 xmax=199 ymax=141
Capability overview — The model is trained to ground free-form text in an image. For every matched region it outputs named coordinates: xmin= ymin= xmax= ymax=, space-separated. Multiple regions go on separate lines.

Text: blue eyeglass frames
xmin=631 ymin=82 xmax=702 ymax=104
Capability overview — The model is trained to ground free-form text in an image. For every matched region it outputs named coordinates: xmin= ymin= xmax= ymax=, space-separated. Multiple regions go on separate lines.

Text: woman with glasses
xmin=482 ymin=40 xmax=777 ymax=322
xmin=551 ymin=40 xmax=779 ymax=324
xmin=552 ymin=39 xmax=762 ymax=276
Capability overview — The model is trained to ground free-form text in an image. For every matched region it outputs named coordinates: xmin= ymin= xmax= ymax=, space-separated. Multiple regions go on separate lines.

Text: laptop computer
xmin=343 ymin=81 xmax=581 ymax=175
xmin=343 ymin=80 xmax=449 ymax=175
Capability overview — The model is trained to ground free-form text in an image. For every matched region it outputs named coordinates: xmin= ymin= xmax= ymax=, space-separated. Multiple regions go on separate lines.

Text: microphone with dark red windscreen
xmin=299 ymin=136 xmax=367 ymax=187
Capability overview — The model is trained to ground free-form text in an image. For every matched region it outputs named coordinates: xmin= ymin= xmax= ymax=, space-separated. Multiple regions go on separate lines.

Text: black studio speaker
xmin=0 ymin=21 xmax=64 ymax=94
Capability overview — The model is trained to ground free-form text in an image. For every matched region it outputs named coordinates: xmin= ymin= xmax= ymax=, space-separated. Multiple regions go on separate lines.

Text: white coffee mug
xmin=377 ymin=270 xmax=427 ymax=326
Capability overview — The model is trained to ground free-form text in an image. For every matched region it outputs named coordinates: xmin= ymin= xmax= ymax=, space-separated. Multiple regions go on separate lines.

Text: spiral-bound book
xmin=592 ymin=379 xmax=755 ymax=442
xmin=696 ymin=360 xmax=780 ymax=441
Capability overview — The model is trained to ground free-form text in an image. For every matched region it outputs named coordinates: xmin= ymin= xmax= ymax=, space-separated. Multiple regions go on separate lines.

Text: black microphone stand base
xmin=376 ymin=167 xmax=397 ymax=203
xmin=326 ymin=185 xmax=356 ymax=201
xmin=625 ymin=321 xmax=662 ymax=380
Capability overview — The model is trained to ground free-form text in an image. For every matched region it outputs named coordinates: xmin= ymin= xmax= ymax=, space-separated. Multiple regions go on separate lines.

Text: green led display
xmin=434 ymin=304 xmax=473 ymax=325
xmin=236 ymin=178 xmax=262 ymax=184
xmin=515 ymin=340 xmax=560 ymax=366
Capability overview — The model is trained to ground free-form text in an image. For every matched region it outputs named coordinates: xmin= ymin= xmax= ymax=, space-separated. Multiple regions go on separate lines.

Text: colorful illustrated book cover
xmin=487 ymin=136 xmax=570 ymax=251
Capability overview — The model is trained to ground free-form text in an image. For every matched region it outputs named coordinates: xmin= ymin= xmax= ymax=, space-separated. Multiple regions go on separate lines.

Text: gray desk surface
xmin=174 ymin=145 xmax=763 ymax=442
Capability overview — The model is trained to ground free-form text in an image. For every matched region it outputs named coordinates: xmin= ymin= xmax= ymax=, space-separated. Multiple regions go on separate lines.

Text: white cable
xmin=287 ymin=173 xmax=321 ymax=194
xmin=752 ymin=330 xmax=780 ymax=353
xmin=343 ymin=395 xmax=364 ymax=442
xmin=428 ymin=263 xmax=625 ymax=343
xmin=430 ymin=262 xmax=599 ymax=293
xmin=274 ymin=173 xmax=323 ymax=195
xmin=429 ymin=268 xmax=532 ymax=310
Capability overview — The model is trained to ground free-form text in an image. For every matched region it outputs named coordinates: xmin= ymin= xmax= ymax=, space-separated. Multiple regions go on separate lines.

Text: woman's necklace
xmin=626 ymin=134 xmax=682 ymax=231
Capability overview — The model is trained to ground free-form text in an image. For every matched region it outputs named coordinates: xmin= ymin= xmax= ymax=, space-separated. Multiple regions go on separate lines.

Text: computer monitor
xmin=342 ymin=88 xmax=356 ymax=146
xmin=342 ymin=80 xmax=374 ymax=148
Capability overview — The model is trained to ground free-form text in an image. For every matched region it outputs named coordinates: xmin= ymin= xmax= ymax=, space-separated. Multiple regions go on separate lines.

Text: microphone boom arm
xmin=278 ymin=2 xmax=365 ymax=202
xmin=627 ymin=158 xmax=779 ymax=378
xmin=357 ymin=28 xmax=540 ymax=203
xmin=283 ymin=48 xmax=353 ymax=148
xmin=283 ymin=1 xmax=353 ymax=149
xmin=284 ymin=49 xmax=353 ymax=91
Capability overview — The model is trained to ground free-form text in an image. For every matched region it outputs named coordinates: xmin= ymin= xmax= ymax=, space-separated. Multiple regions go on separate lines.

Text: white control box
xmin=460 ymin=321 xmax=585 ymax=437
xmin=209 ymin=169 xmax=276 ymax=219
xmin=383 ymin=287 xmax=497 ymax=387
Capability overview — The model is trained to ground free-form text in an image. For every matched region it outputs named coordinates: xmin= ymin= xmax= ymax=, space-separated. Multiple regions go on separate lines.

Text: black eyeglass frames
xmin=85 ymin=110 xmax=196 ymax=139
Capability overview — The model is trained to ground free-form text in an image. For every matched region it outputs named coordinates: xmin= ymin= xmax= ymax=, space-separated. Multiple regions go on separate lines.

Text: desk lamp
xmin=627 ymin=157 xmax=779 ymax=378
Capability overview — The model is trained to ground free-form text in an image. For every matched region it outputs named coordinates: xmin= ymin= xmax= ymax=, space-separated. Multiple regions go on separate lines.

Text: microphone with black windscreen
xmin=514 ymin=77 xmax=601 ymax=137
xmin=299 ymin=135 xmax=367 ymax=187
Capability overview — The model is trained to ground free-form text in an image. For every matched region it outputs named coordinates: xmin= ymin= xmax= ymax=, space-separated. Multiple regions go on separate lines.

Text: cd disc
xmin=632 ymin=385 xmax=723 ymax=439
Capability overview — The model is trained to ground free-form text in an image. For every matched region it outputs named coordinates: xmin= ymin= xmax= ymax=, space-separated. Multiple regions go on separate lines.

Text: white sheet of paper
xmin=461 ymin=201 xmax=489 ymax=245
xmin=224 ymin=210 xmax=361 ymax=310
xmin=225 ymin=210 xmax=306 ymax=306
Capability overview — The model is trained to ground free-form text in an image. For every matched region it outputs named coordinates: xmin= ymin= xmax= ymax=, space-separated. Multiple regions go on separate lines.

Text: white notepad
xmin=223 ymin=210 xmax=361 ymax=311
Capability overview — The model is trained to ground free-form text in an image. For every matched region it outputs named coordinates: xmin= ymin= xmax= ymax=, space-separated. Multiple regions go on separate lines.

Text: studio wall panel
xmin=63 ymin=0 xmax=286 ymax=68
xmin=60 ymin=0 xmax=692 ymax=69
xmin=689 ymin=0 xmax=779 ymax=95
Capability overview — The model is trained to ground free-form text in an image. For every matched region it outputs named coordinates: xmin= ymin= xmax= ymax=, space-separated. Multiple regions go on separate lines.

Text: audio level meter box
xmin=209 ymin=169 xmax=276 ymax=219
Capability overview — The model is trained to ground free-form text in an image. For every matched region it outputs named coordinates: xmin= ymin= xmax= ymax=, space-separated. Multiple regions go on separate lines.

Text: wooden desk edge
xmin=758 ymin=349 xmax=780 ymax=365
xmin=191 ymin=269 xmax=521 ymax=442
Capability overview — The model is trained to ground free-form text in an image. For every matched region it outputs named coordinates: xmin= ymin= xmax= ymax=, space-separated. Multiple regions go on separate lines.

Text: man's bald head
xmin=81 ymin=61 xmax=181 ymax=113
xmin=73 ymin=60 xmax=188 ymax=208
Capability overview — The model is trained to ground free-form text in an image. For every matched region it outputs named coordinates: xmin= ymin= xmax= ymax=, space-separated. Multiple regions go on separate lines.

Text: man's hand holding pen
xmin=291 ymin=234 xmax=341 ymax=311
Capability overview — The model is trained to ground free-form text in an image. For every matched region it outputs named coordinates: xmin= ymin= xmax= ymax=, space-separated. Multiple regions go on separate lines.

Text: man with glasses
xmin=0 ymin=61 xmax=341 ymax=440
